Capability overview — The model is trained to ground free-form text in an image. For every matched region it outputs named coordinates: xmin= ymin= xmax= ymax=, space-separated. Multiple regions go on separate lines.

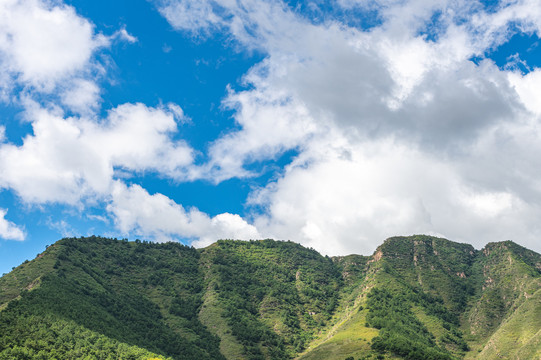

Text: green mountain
xmin=1 ymin=235 xmax=540 ymax=360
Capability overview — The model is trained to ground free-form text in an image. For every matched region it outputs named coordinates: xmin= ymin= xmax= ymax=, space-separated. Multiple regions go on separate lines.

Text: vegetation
xmin=0 ymin=235 xmax=540 ymax=360
xmin=0 ymin=313 xmax=171 ymax=360
xmin=201 ymin=239 xmax=343 ymax=359
xmin=0 ymin=236 xmax=223 ymax=360
xmin=366 ymin=288 xmax=457 ymax=360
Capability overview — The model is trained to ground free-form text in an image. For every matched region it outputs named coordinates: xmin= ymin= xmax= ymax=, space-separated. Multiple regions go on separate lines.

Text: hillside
xmin=1 ymin=235 xmax=540 ymax=359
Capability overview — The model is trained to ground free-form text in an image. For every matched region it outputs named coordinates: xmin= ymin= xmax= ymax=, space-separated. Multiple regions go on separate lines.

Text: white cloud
xmin=158 ymin=0 xmax=306 ymax=51
xmin=46 ymin=218 xmax=76 ymax=238
xmin=0 ymin=208 xmax=25 ymax=241
xmin=201 ymin=81 xmax=317 ymax=181
xmin=0 ymin=0 xmax=107 ymax=92
xmin=161 ymin=0 xmax=524 ymax=172
xmin=60 ymin=78 xmax=101 ymax=115
xmin=470 ymin=0 xmax=541 ymax=49
xmin=159 ymin=0 xmax=222 ymax=35
xmin=113 ymin=27 xmax=138 ymax=43
xmin=166 ymin=102 xmax=190 ymax=124
xmin=93 ymin=103 xmax=194 ymax=177
xmin=0 ymin=102 xmax=194 ymax=205
xmin=157 ymin=0 xmax=541 ymax=255
xmin=0 ymin=97 xmax=266 ymax=247
xmin=174 ymin=2 xmax=524 ymax=193
xmin=107 ymin=181 xmax=260 ymax=244
xmin=0 ymin=0 xmax=138 ymax=114
xmin=508 ymin=69 xmax=541 ymax=115
xmin=250 ymin=137 xmax=540 ymax=255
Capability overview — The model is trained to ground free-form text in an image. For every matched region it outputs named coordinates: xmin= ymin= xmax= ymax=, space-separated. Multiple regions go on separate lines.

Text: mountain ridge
xmin=1 ymin=235 xmax=540 ymax=359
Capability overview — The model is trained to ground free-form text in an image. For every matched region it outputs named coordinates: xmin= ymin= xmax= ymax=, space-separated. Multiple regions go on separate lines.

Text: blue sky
xmin=2 ymin=0 xmax=541 ymax=275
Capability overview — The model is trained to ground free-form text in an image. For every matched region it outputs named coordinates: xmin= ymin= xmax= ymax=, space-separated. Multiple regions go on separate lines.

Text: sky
xmin=1 ymin=0 xmax=541 ymax=275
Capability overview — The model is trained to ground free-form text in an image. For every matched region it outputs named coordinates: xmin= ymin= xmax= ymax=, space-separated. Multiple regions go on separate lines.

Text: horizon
xmin=3 ymin=233 xmax=531 ymax=276
xmin=2 ymin=0 xmax=541 ymax=275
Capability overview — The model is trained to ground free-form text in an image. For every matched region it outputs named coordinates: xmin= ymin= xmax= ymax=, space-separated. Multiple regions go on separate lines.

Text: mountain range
xmin=1 ymin=235 xmax=540 ymax=359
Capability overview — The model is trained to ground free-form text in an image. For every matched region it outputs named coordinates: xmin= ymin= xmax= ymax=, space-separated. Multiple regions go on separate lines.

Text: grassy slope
xmin=475 ymin=289 xmax=541 ymax=360
xmin=464 ymin=241 xmax=541 ymax=359
xmin=376 ymin=235 xmax=477 ymax=313
xmin=298 ymin=254 xmax=378 ymax=360
xmin=300 ymin=236 xmax=472 ymax=360
xmin=198 ymin=243 xmax=247 ymax=360
xmin=366 ymin=236 xmax=473 ymax=359
xmin=198 ymin=239 xmax=343 ymax=359
xmin=298 ymin=308 xmax=379 ymax=360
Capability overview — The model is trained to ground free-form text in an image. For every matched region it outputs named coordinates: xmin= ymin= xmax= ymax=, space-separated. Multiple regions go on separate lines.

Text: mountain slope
xmin=297 ymin=235 xmax=541 ymax=360
xmin=198 ymin=239 xmax=343 ymax=359
xmin=464 ymin=241 xmax=541 ymax=358
xmin=0 ymin=237 xmax=224 ymax=360
xmin=302 ymin=236 xmax=473 ymax=360
xmin=1 ymin=235 xmax=540 ymax=360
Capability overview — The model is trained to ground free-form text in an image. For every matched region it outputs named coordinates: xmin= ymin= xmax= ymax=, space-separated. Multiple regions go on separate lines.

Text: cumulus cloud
xmin=249 ymin=136 xmax=541 ymax=255
xmin=508 ymin=69 xmax=541 ymax=115
xmin=200 ymin=80 xmax=317 ymax=181
xmin=60 ymin=79 xmax=101 ymax=115
xmin=0 ymin=208 xmax=25 ymax=241
xmin=0 ymin=0 xmax=137 ymax=115
xmin=107 ymin=181 xmax=260 ymax=244
xmin=160 ymin=0 xmax=527 ymax=169
xmin=0 ymin=0 xmax=107 ymax=92
xmin=157 ymin=0 xmax=541 ymax=254
xmin=0 ymin=102 xmax=194 ymax=205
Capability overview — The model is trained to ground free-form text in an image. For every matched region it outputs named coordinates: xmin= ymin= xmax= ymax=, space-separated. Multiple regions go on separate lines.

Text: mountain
xmin=1 ymin=235 xmax=540 ymax=360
